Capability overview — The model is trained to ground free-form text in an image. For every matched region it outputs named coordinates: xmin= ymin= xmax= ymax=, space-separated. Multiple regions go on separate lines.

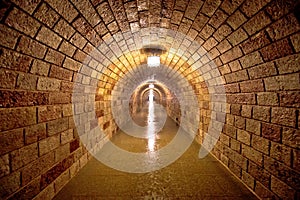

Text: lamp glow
xmin=147 ymin=56 xmax=160 ymax=67
xmin=149 ymin=84 xmax=154 ymax=88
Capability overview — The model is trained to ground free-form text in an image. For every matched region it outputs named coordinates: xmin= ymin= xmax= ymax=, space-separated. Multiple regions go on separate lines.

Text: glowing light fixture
xmin=147 ymin=56 xmax=160 ymax=67
xmin=149 ymin=83 xmax=154 ymax=88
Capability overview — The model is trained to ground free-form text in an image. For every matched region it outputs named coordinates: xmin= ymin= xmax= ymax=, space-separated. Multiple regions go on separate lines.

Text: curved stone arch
xmin=72 ymin=27 xmax=227 ymax=173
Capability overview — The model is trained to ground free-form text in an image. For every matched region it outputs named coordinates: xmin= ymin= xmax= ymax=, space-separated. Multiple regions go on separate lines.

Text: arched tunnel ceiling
xmin=2 ymin=0 xmax=299 ymax=90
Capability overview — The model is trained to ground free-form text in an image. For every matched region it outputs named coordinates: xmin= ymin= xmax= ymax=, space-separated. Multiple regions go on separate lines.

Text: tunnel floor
xmin=54 ymin=103 xmax=258 ymax=199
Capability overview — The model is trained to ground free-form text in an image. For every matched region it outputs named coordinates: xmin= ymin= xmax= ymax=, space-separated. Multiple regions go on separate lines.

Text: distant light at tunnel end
xmin=147 ymin=56 xmax=160 ymax=67
xmin=149 ymin=84 xmax=154 ymax=88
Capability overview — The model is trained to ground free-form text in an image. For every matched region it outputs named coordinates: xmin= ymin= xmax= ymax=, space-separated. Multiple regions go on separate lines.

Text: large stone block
xmin=270 ymin=142 xmax=291 ymax=167
xmin=242 ymin=144 xmax=263 ymax=166
xmin=240 ymin=0 xmax=271 ymax=17
xmin=237 ymin=129 xmax=251 ymax=145
xmin=0 ymin=24 xmax=20 ymax=49
xmin=271 ymin=175 xmax=296 ymax=199
xmin=22 ymin=152 xmax=55 ymax=186
xmin=262 ymin=122 xmax=282 ymax=142
xmin=208 ymin=9 xmax=228 ymax=29
xmin=39 ymin=134 xmax=60 ymax=156
xmin=45 ymin=49 xmax=65 ymax=66
xmin=17 ymin=36 xmax=47 ymax=59
xmin=0 ymin=107 xmax=36 ymax=132
xmin=0 ymin=128 xmax=24 ymax=155
xmin=59 ymin=41 xmax=76 ymax=57
xmin=11 ymin=143 xmax=38 ymax=171
xmin=40 ymin=154 xmax=74 ymax=189
xmin=38 ymin=105 xmax=62 ymax=123
xmin=54 ymin=18 xmax=76 ymax=40
xmin=37 ymin=77 xmax=61 ymax=91
xmin=30 ymin=60 xmax=50 ymax=77
xmin=5 ymin=8 xmax=40 ymax=37
xmin=271 ymin=107 xmax=296 ymax=127
xmin=0 ymin=69 xmax=18 ymax=89
xmin=240 ymin=31 xmax=270 ymax=54
xmin=25 ymin=123 xmax=46 ymax=145
xmin=227 ymin=93 xmax=256 ymax=105
xmin=253 ymin=106 xmax=270 ymax=122
xmin=33 ymin=2 xmax=59 ymax=28
xmin=263 ymin=155 xmax=300 ymax=189
xmin=243 ymin=11 xmax=271 ymax=36
xmin=55 ymin=143 xmax=70 ymax=163
xmin=0 ymin=172 xmax=21 ymax=199
xmin=45 ymin=0 xmax=78 ymax=23
xmin=97 ymin=2 xmax=114 ymax=24
xmin=8 ymin=177 xmax=40 ymax=200
xmin=260 ymin=39 xmax=293 ymax=62
xmin=36 ymin=27 xmax=62 ymax=49
xmin=16 ymin=73 xmax=37 ymax=90
xmin=257 ymin=92 xmax=279 ymax=106
xmin=1 ymin=90 xmax=46 ymax=108
xmin=282 ymin=127 xmax=299 ymax=149
xmin=61 ymin=129 xmax=74 ymax=145
xmin=240 ymin=79 xmax=264 ymax=93
xmin=47 ymin=117 xmax=69 ymax=136
xmin=248 ymin=161 xmax=271 ymax=187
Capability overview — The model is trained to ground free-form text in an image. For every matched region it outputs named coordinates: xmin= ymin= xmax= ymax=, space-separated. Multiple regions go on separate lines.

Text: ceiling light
xmin=147 ymin=56 xmax=160 ymax=67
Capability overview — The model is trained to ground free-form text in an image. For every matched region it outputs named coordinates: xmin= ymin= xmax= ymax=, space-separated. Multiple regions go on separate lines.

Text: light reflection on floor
xmin=54 ymin=102 xmax=258 ymax=200
xmin=147 ymin=89 xmax=156 ymax=152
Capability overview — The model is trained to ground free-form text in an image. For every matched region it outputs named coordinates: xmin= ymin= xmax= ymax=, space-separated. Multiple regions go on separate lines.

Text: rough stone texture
xmin=262 ymin=123 xmax=281 ymax=142
xmin=260 ymin=39 xmax=293 ymax=62
xmin=16 ymin=73 xmax=37 ymax=90
xmin=37 ymin=77 xmax=61 ymax=91
xmin=11 ymin=143 xmax=38 ymax=171
xmin=30 ymin=60 xmax=50 ymax=77
xmin=0 ymin=107 xmax=36 ymax=131
xmin=25 ymin=123 xmax=47 ymax=145
xmin=47 ymin=118 xmax=69 ymax=136
xmin=264 ymin=74 xmax=300 ymax=91
xmin=36 ymin=27 xmax=62 ymax=49
xmin=0 ymin=24 xmax=20 ymax=49
xmin=290 ymin=32 xmax=300 ymax=52
xmin=0 ymin=154 xmax=10 ymax=178
xmin=33 ymin=3 xmax=60 ymax=28
xmin=0 ymin=172 xmax=21 ymax=199
xmin=243 ymin=11 xmax=271 ymax=36
xmin=49 ymin=66 xmax=73 ymax=81
xmin=17 ymin=36 xmax=47 ymax=59
xmin=39 ymin=134 xmax=60 ymax=156
xmin=271 ymin=107 xmax=296 ymax=127
xmin=0 ymin=69 xmax=18 ymax=89
xmin=240 ymin=0 xmax=271 ymax=17
xmin=45 ymin=0 xmax=78 ymax=23
xmin=5 ymin=8 xmax=40 ymax=37
xmin=45 ymin=49 xmax=65 ymax=66
xmin=38 ymin=105 xmax=62 ymax=123
xmin=257 ymin=92 xmax=279 ymax=106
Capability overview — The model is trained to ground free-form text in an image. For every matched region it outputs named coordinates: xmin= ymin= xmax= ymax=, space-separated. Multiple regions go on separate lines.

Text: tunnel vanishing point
xmin=0 ymin=0 xmax=300 ymax=199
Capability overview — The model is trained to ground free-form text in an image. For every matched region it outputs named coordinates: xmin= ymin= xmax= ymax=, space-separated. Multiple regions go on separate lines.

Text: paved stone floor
xmin=54 ymin=103 xmax=258 ymax=199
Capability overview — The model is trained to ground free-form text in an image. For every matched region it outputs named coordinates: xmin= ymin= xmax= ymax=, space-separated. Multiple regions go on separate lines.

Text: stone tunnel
xmin=0 ymin=0 xmax=299 ymax=199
